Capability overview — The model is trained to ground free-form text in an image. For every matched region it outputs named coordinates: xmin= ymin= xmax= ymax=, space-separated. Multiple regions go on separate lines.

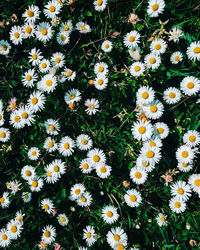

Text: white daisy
xmin=76 ymin=134 xmax=93 ymax=151
xmin=0 ymin=40 xmax=11 ymax=55
xmin=163 ymin=87 xmax=181 ymax=104
xmin=124 ymin=189 xmax=142 ymax=207
xmin=143 ymin=100 xmax=164 ymax=120
xmin=170 ymin=51 xmax=183 ymax=64
xmin=42 ymin=225 xmax=56 ymax=244
xmin=27 ymin=147 xmax=40 ymax=160
xmin=22 ymin=69 xmax=38 ymax=88
xmin=130 ymin=166 xmax=148 ymax=185
xmin=188 ymin=174 xmax=200 ymax=194
xmin=0 ymin=229 xmax=11 ymax=247
xmin=94 ymin=62 xmax=108 ymax=75
xmin=41 ymin=198 xmax=55 ymax=214
xmin=76 ymin=22 xmax=91 ymax=34
xmin=169 ymin=197 xmax=186 ymax=214
xmin=156 ymin=213 xmax=168 ymax=227
xmin=28 ymin=48 xmax=43 ymax=66
xmin=0 ymin=128 xmax=10 ymax=142
xmin=123 ymin=30 xmax=140 ymax=49
xmin=38 ymin=59 xmax=51 ymax=73
xmin=44 ymin=0 xmax=61 ymax=19
xmin=131 ymin=120 xmax=153 ymax=141
xmin=21 ymin=165 xmax=36 ymax=181
xmin=43 ymin=137 xmax=58 ymax=152
xmin=136 ymin=85 xmax=155 ymax=105
xmin=22 ymin=5 xmax=40 ymax=23
xmin=70 ymin=183 xmax=86 ymax=201
xmin=18 ymin=106 xmax=35 ymax=126
xmin=186 ymin=41 xmax=200 ymax=61
xmin=130 ymin=62 xmax=145 ymax=77
xmin=94 ymin=74 xmax=108 ymax=90
xmin=87 ymin=148 xmax=106 ymax=167
xmin=170 ymin=180 xmax=192 ymax=201
xmin=79 ymin=158 xmax=93 ymax=174
xmin=169 ymin=27 xmax=183 ymax=43
xmin=101 ymin=40 xmax=113 ymax=52
xmin=28 ymin=177 xmax=44 ymax=192
xmin=10 ymin=26 xmax=23 ymax=45
xmin=44 ymin=166 xmax=59 ymax=184
xmin=106 ymin=227 xmax=128 ymax=248
xmin=76 ymin=191 xmax=92 ymax=207
xmin=177 ymin=162 xmax=193 ymax=172
xmin=83 ymin=225 xmax=96 ymax=247
xmin=27 ymin=91 xmax=46 ymax=112
xmin=51 ymin=52 xmax=65 ymax=69
xmin=23 ymin=23 xmax=35 ymax=38
xmin=35 ymin=22 xmax=52 ymax=42
xmin=183 ymin=130 xmax=200 ymax=147
xmin=62 ymin=68 xmax=76 ymax=81
xmin=102 ymin=205 xmax=119 ymax=224
xmin=180 ymin=76 xmax=200 ymax=96
xmin=176 ymin=145 xmax=195 ymax=164
xmin=96 ymin=164 xmax=112 ymax=178
xmin=37 ymin=74 xmax=58 ymax=93
xmin=147 ymin=0 xmax=165 ymax=18
xmin=0 ymin=110 xmax=4 ymax=126
xmin=0 ymin=192 xmax=10 ymax=208
xmin=7 ymin=219 xmax=23 ymax=239
xmin=44 ymin=119 xmax=60 ymax=135
xmin=144 ymin=137 xmax=163 ymax=149
xmin=144 ymin=53 xmax=161 ymax=69
xmin=140 ymin=145 xmax=161 ymax=164
xmin=57 ymin=214 xmax=69 ymax=226
xmin=85 ymin=98 xmax=99 ymax=115
xmin=153 ymin=122 xmax=169 ymax=139
xmin=56 ymin=31 xmax=70 ymax=45
xmin=64 ymin=89 xmax=82 ymax=104
xmin=58 ymin=136 xmax=75 ymax=156
xmin=136 ymin=156 xmax=155 ymax=172
xmin=93 ymin=0 xmax=107 ymax=12
xmin=150 ymin=38 xmax=167 ymax=55
xmin=49 ymin=159 xmax=66 ymax=178
xmin=22 ymin=192 xmax=32 ymax=203
xmin=60 ymin=21 xmax=73 ymax=34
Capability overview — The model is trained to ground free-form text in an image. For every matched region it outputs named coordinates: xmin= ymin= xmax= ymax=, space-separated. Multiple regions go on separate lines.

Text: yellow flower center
xmin=32 ymin=97 xmax=38 ymax=104
xmin=160 ymin=216 xmax=165 ymax=222
xmin=2 ymin=45 xmax=7 ymax=51
xmin=24 ymin=194 xmax=28 ymax=199
xmin=138 ymin=126 xmax=146 ymax=134
xmin=55 ymin=58 xmax=60 ymax=63
xmin=89 ymin=104 xmax=95 ymax=109
xmin=69 ymin=94 xmax=75 ymax=100
xmin=14 ymin=32 xmax=20 ymax=38
xmin=44 ymin=231 xmax=51 ymax=237
xmin=67 ymin=71 xmax=72 ymax=77
xmin=155 ymin=44 xmax=161 ymax=50
xmin=152 ymin=4 xmax=159 ymax=11
xmin=49 ymin=125 xmax=55 ymax=131
xmin=117 ymin=244 xmax=124 ymax=250
xmin=27 ymin=10 xmax=34 ymax=17
xmin=75 ymin=189 xmax=80 ymax=195
xmin=89 ymin=79 xmax=94 ymax=85
xmin=129 ymin=36 xmax=135 ymax=42
xmin=130 ymin=195 xmax=137 ymax=202
xmin=64 ymin=143 xmax=69 ymax=149
xmin=26 ymin=26 xmax=32 ymax=34
xmin=61 ymin=217 xmax=66 ymax=222
xmin=0 ymin=197 xmax=5 ymax=203
xmin=31 ymin=151 xmax=36 ymax=156
xmin=105 ymin=44 xmax=110 ymax=49
xmin=0 ymin=132 xmax=6 ymax=138
xmin=182 ymin=163 xmax=188 ymax=168
xmin=194 ymin=179 xmax=200 ymax=187
xmin=54 ymin=165 xmax=59 ymax=172
xmin=142 ymin=92 xmax=149 ymax=99
xmin=69 ymin=102 xmax=75 ymax=109
xmin=98 ymin=79 xmax=104 ymax=85
xmin=150 ymin=105 xmax=157 ymax=112
xmin=64 ymin=25 xmax=69 ymax=31
xmin=2 ymin=234 xmax=7 ymax=240
xmin=99 ymin=66 xmax=104 ymax=72
xmin=114 ymin=235 xmax=120 ymax=242
xmin=174 ymin=202 xmax=181 ymax=208
xmin=32 ymin=180 xmax=38 ymax=187
xmin=81 ymin=139 xmax=88 ymax=145
xmin=174 ymin=56 xmax=180 ymax=61
xmin=100 ymin=167 xmax=106 ymax=173
xmin=49 ymin=6 xmax=55 ymax=12
xmin=41 ymin=28 xmax=47 ymax=35
xmin=0 ymin=114 xmax=2 ymax=120
xmin=48 ymin=141 xmax=54 ymax=147
xmin=189 ymin=135 xmax=196 ymax=142
xmin=142 ymin=161 xmax=149 ymax=167
xmin=41 ymin=63 xmax=47 ymax=68
xmin=134 ymin=66 xmax=141 ymax=72
xmin=194 ymin=47 xmax=200 ymax=54
xmin=106 ymin=211 xmax=113 ymax=217
xmin=157 ymin=128 xmax=164 ymax=134
xmin=81 ymin=197 xmax=86 ymax=202
xmin=47 ymin=171 xmax=52 ymax=177
xmin=149 ymin=58 xmax=156 ymax=64
xmin=32 ymin=54 xmax=37 ymax=60
xmin=146 ymin=150 xmax=154 ymax=158
xmin=25 ymin=170 xmax=31 ymax=176
xmin=83 ymin=163 xmax=89 ymax=169
xmin=86 ymin=232 xmax=91 ymax=238
xmin=93 ymin=155 xmax=100 ymax=162
xmin=22 ymin=112 xmax=29 ymax=119
xmin=44 ymin=204 xmax=49 ymax=210
xmin=149 ymin=141 xmax=156 ymax=147
xmin=61 ymin=35 xmax=66 ymax=41
xmin=135 ymin=171 xmax=142 ymax=179
xmin=187 ymin=82 xmax=194 ymax=89
xmin=97 ymin=0 xmax=103 ymax=5
xmin=169 ymin=92 xmax=176 ymax=98
xmin=81 ymin=26 xmax=86 ymax=31
xmin=181 ymin=151 xmax=188 ymax=158
xmin=11 ymin=226 xmax=17 ymax=233
xmin=46 ymin=80 xmax=53 ymax=86
xmin=177 ymin=188 xmax=184 ymax=195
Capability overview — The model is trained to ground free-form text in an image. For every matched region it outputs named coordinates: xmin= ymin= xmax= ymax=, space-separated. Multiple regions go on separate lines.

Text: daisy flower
xmin=38 ymin=59 xmax=51 ymax=73
xmin=37 ymin=74 xmax=58 ymax=93
xmin=170 ymin=51 xmax=183 ymax=64
xmin=130 ymin=62 xmax=145 ymax=77
xmin=140 ymin=145 xmax=161 ymax=164
xmin=60 ymin=21 xmax=73 ymax=34
xmin=85 ymin=98 xmax=99 ymax=115
xmin=18 ymin=106 xmax=35 ymax=126
xmin=44 ymin=166 xmax=59 ymax=184
xmin=44 ymin=0 xmax=62 ymax=19
xmin=136 ymin=156 xmax=155 ymax=172
xmin=0 ymin=40 xmax=11 ymax=55
xmin=169 ymin=27 xmax=183 ymax=43
xmin=147 ymin=0 xmax=165 ymax=18
xmin=0 ymin=128 xmax=10 ymax=142
xmin=186 ymin=41 xmax=200 ymax=61
xmin=41 ymin=198 xmax=55 ymax=214
xmin=124 ymin=189 xmax=142 ymax=207
xmin=42 ymin=225 xmax=56 ymax=244
xmin=58 ymin=136 xmax=75 ymax=156
xmin=7 ymin=219 xmax=23 ymax=239
xmin=10 ymin=26 xmax=23 ymax=45
xmin=123 ymin=30 xmax=140 ymax=49
xmin=143 ymin=100 xmax=164 ymax=120
xmin=106 ymin=227 xmax=128 ymax=248
xmin=8 ymin=97 xmax=17 ymax=111
xmin=94 ymin=74 xmax=108 ymax=90
xmin=49 ymin=159 xmax=66 ymax=178
xmin=144 ymin=137 xmax=163 ymax=149
xmin=96 ymin=164 xmax=112 ymax=178
xmin=28 ymin=177 xmax=44 ymax=192
xmin=188 ymin=174 xmax=200 ymax=194
xmin=76 ymin=22 xmax=91 ymax=34
xmin=163 ymin=87 xmax=181 ymax=104
xmin=23 ymin=23 xmax=35 ymax=38
xmin=183 ymin=130 xmax=200 ymax=147
xmin=0 ymin=110 xmax=4 ymax=126
xmin=22 ymin=192 xmax=32 ymax=203
xmin=128 ymin=13 xmax=139 ymax=24
xmin=70 ymin=183 xmax=86 ymax=201
xmin=22 ymin=69 xmax=38 ymax=88
xmin=156 ymin=213 xmax=168 ymax=227
xmin=176 ymin=145 xmax=195 ymax=164
xmin=0 ymin=229 xmax=11 ymax=247
xmin=57 ymin=214 xmax=69 ymax=226
xmin=56 ymin=31 xmax=70 ymax=45
xmin=38 ymin=241 xmax=48 ymax=249
xmin=7 ymin=180 xmax=21 ymax=195
xmin=101 ymin=205 xmax=119 ymax=224
xmin=150 ymin=38 xmax=167 ymax=55
xmin=10 ymin=110 xmax=25 ymax=129
xmin=22 ymin=5 xmax=40 ymax=23
xmin=28 ymin=48 xmax=43 ymax=66
xmin=180 ymin=76 xmax=200 ymax=96
xmin=169 ymin=197 xmax=186 ymax=214
xmin=51 ymin=52 xmax=65 ymax=69
xmin=76 ymin=192 xmax=92 ymax=207
xmin=87 ymin=148 xmax=106 ymax=166
xmin=36 ymin=22 xmax=52 ymax=42
xmin=43 ymin=137 xmax=58 ymax=152
xmin=27 ymin=147 xmax=40 ymax=160
xmin=153 ymin=122 xmax=169 ymax=139
xmin=93 ymin=0 xmax=107 ymax=12
xmin=94 ymin=62 xmax=108 ymax=75
xmin=101 ymin=40 xmax=113 ymax=52
xmin=177 ymin=162 xmax=193 ymax=173
xmin=44 ymin=119 xmax=60 ymax=135
xmin=0 ymin=192 xmax=10 ymax=208
xmin=62 ymin=68 xmax=76 ymax=81
xmin=76 ymin=134 xmax=93 ymax=151
xmin=83 ymin=225 xmax=96 ymax=247
xmin=130 ymin=166 xmax=148 ymax=185
xmin=170 ymin=180 xmax=192 ymax=201
xmin=136 ymin=86 xmax=155 ymax=105
xmin=144 ymin=53 xmax=161 ymax=69
xmin=79 ymin=158 xmax=93 ymax=174
xmin=64 ymin=89 xmax=82 ymax=104
xmin=21 ymin=165 xmax=36 ymax=181
xmin=131 ymin=120 xmax=153 ymax=141
xmin=27 ymin=91 xmax=46 ymax=112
